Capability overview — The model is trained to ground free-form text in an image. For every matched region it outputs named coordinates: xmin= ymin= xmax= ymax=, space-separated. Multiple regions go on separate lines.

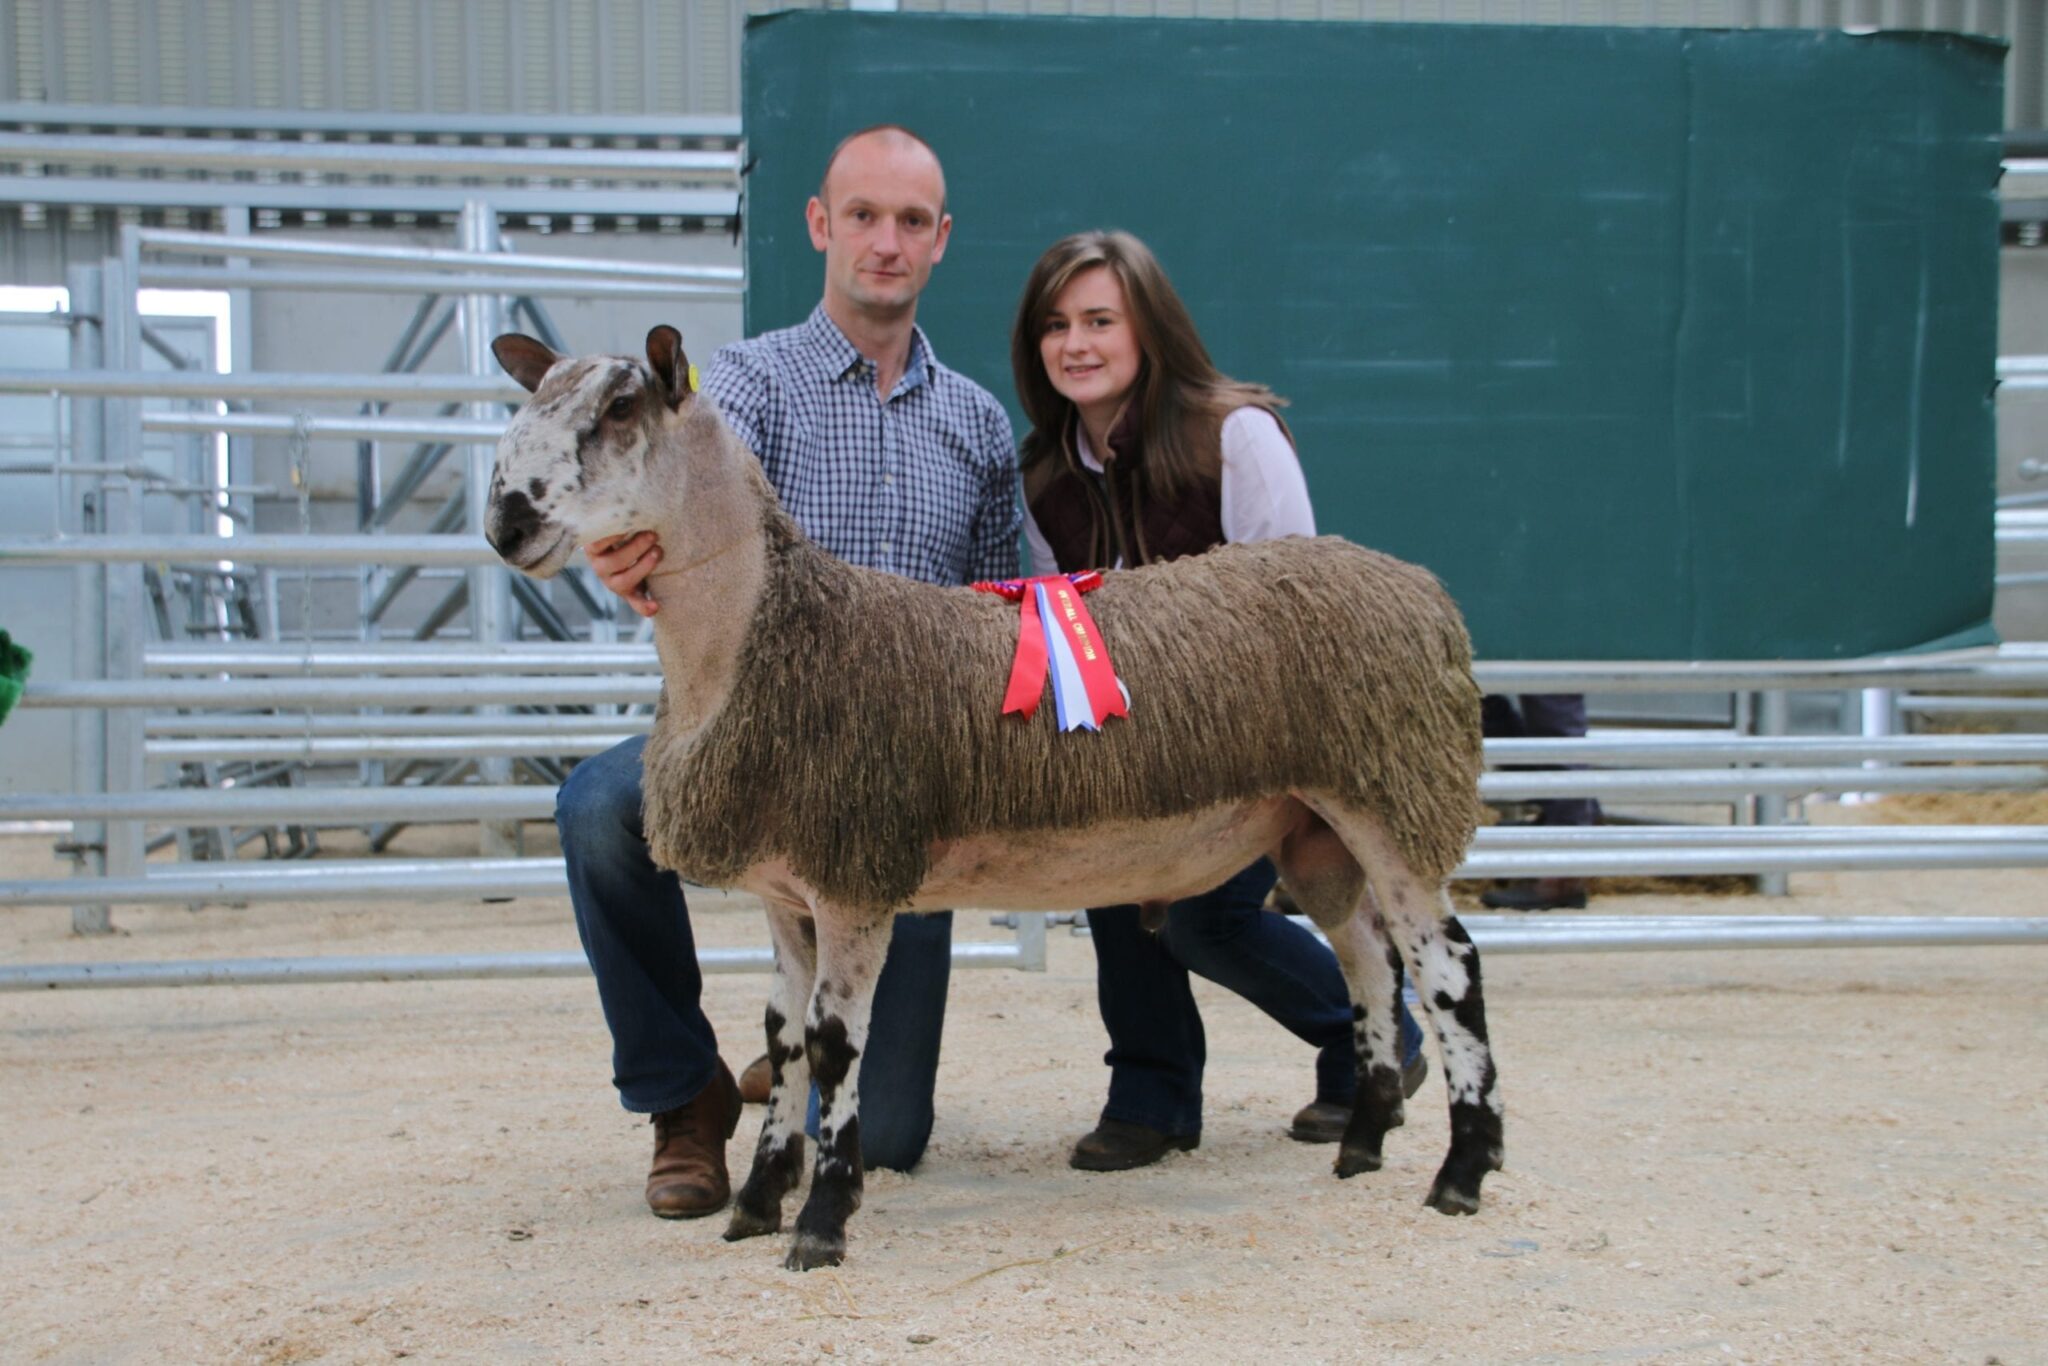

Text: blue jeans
xmin=555 ymin=735 xmax=951 ymax=1171
xmin=1482 ymin=693 xmax=1602 ymax=828
xmin=1086 ymin=859 xmax=1425 ymax=1138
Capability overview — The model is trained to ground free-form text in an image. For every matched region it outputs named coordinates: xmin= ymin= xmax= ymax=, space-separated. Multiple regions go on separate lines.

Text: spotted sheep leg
xmin=724 ymin=904 xmax=817 ymax=1243
xmin=1274 ymin=810 xmax=1410 ymax=1175
xmin=783 ymin=909 xmax=893 ymax=1271
xmin=1303 ymin=801 xmax=1504 ymax=1213
xmin=1396 ymin=901 xmax=1504 ymax=1214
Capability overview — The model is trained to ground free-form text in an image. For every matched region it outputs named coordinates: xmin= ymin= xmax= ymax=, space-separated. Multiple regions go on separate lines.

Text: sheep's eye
xmin=607 ymin=394 xmax=635 ymax=421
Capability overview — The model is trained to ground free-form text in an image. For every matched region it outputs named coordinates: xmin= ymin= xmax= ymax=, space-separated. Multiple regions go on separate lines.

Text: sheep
xmin=486 ymin=326 xmax=1504 ymax=1272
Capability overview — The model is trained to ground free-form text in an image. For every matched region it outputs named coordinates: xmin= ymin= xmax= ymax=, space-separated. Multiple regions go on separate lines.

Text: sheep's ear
xmin=493 ymin=334 xmax=561 ymax=393
xmin=646 ymin=325 xmax=695 ymax=409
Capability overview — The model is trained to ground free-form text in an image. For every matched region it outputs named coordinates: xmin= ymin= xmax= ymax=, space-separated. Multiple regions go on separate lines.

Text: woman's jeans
xmin=1086 ymin=858 xmax=1425 ymax=1138
xmin=555 ymin=736 xmax=950 ymax=1172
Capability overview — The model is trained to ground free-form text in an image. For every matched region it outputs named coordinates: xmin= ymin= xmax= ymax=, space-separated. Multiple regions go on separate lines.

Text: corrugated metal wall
xmin=1 ymin=0 xmax=743 ymax=115
xmin=3 ymin=0 xmax=2037 ymax=125
xmin=2 ymin=0 xmax=2039 ymax=283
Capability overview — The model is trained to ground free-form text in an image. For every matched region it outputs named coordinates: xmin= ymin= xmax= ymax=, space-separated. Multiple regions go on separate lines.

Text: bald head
xmin=818 ymin=124 xmax=947 ymax=215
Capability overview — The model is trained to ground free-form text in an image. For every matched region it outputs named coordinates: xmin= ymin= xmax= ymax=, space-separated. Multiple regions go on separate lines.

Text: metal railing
xmin=2 ymin=155 xmax=2044 ymax=987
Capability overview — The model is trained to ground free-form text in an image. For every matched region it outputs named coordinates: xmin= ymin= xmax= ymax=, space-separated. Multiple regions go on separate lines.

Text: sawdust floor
xmin=2 ymin=814 xmax=2044 ymax=1365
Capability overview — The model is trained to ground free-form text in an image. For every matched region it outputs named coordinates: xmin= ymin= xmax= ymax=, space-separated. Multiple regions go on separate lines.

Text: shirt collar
xmin=804 ymin=303 xmax=937 ymax=398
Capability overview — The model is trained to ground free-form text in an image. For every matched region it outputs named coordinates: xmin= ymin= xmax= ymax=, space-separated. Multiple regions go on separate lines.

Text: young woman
xmin=1010 ymin=229 xmax=1429 ymax=1171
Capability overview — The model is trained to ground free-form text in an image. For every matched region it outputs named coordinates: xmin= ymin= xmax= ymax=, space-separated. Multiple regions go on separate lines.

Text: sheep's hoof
xmin=1423 ymin=1179 xmax=1482 ymax=1216
xmin=723 ymin=1204 xmax=781 ymax=1242
xmin=1333 ymin=1143 xmax=1383 ymax=1179
xmin=784 ymin=1231 xmax=846 ymax=1272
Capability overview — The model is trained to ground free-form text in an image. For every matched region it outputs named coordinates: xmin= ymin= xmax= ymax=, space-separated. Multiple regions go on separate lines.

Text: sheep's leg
xmin=725 ymin=905 xmax=816 ymax=1243
xmin=1385 ymin=887 xmax=1504 ymax=1216
xmin=1275 ymin=813 xmax=1406 ymax=1177
xmin=785 ymin=909 xmax=893 ymax=1272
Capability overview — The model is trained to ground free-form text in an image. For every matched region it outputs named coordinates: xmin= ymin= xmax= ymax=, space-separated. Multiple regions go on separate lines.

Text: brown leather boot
xmin=645 ymin=1059 xmax=741 ymax=1219
xmin=737 ymin=1052 xmax=773 ymax=1105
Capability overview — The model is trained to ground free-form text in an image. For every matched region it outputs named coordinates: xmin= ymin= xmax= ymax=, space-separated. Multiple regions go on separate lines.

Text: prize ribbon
xmin=971 ymin=571 xmax=1129 ymax=730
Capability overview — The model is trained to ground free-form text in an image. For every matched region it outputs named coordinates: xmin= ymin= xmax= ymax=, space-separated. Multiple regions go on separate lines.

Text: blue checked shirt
xmin=701 ymin=305 xmax=1021 ymax=588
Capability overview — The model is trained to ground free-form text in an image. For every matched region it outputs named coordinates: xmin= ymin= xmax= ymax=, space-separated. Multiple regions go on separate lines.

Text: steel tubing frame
xmin=0 ymin=370 xmax=524 ymax=403
xmin=2 ymin=533 xmax=497 ymax=567
xmin=4 ymin=912 xmax=2042 ymax=993
xmin=6 ymin=841 xmax=2048 ymax=913
xmin=9 ymin=769 xmax=2048 ymax=828
xmin=0 ymin=101 xmax=740 ymax=139
xmin=0 ymin=130 xmax=740 ymax=181
xmin=0 ymin=176 xmax=739 ymax=220
xmin=134 ymin=227 xmax=745 ymax=285
xmin=0 ymin=942 xmax=1045 ymax=992
xmin=140 ymin=732 xmax=2048 ymax=767
xmin=19 ymin=677 xmax=661 ymax=709
xmin=140 ymin=265 xmax=740 ymax=301
xmin=144 ymin=714 xmax=644 ymax=737
xmin=145 ymin=412 xmax=505 ymax=444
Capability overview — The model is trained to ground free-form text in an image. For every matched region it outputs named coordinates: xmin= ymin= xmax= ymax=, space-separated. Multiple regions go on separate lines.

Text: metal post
xmin=98 ymin=252 xmax=149 ymax=893
xmin=1755 ymin=690 xmax=1792 ymax=896
xmin=459 ymin=201 xmax=519 ymax=858
xmin=63 ymin=263 xmax=111 ymax=935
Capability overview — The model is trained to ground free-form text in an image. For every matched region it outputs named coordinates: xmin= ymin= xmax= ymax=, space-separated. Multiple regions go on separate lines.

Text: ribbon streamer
xmin=973 ymin=572 xmax=1128 ymax=730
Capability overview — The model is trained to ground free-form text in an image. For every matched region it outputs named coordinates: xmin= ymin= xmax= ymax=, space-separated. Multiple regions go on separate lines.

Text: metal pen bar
xmin=0 ymin=176 xmax=740 ymax=218
xmin=135 ymin=227 xmax=745 ymax=284
xmin=36 ymin=763 xmax=2040 ymax=818
xmin=2 ymin=534 xmax=497 ymax=566
xmin=8 ymin=843 xmax=2048 ymax=912
xmin=141 ymin=731 xmax=2048 ymax=767
xmin=1472 ymin=824 xmax=2048 ymax=845
xmin=1485 ymin=765 xmax=2048 ymax=800
xmin=146 ymin=411 xmax=506 ymax=444
xmin=145 ymin=714 xmax=647 ymax=737
xmin=0 ymin=370 xmax=524 ymax=403
xmin=0 ymin=787 xmax=557 ymax=824
xmin=140 ymin=264 xmax=740 ymax=301
xmin=147 ymin=642 xmax=650 ymax=673
xmin=1897 ymin=695 xmax=2048 ymax=714
xmin=0 ymin=941 xmax=1031 ymax=993
xmin=1456 ymin=916 xmax=2048 ymax=954
xmin=0 ymin=915 xmax=2041 ymax=992
xmin=1470 ymin=656 xmax=2048 ymax=693
xmin=144 ymin=734 xmax=638 ymax=762
xmin=21 ymin=676 xmax=662 ymax=709
xmin=0 ymin=130 xmax=740 ymax=179
xmin=0 ymin=101 xmax=740 ymax=140
xmin=1485 ymin=735 xmax=2048 ymax=764
xmin=1455 ymin=844 xmax=2048 ymax=876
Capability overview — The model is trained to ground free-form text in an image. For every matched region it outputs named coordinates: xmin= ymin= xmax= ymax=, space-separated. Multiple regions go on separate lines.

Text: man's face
xmin=807 ymin=135 xmax=952 ymax=321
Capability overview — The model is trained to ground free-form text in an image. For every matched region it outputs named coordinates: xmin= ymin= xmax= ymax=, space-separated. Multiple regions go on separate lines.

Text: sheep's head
xmin=486 ymin=325 xmax=696 ymax=578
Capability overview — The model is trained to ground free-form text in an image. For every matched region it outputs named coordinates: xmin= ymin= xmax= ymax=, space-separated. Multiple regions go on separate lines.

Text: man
xmin=555 ymin=125 xmax=1020 ymax=1219
xmin=1478 ymin=693 xmax=1601 ymax=910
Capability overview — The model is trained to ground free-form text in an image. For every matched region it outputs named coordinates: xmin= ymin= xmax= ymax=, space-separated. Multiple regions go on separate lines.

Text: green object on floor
xmin=0 ymin=629 xmax=30 ymax=727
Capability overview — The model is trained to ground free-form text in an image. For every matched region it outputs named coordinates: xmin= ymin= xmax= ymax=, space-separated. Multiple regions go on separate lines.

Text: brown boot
xmin=645 ymin=1059 xmax=741 ymax=1219
xmin=1480 ymin=877 xmax=1589 ymax=911
xmin=737 ymin=1052 xmax=773 ymax=1105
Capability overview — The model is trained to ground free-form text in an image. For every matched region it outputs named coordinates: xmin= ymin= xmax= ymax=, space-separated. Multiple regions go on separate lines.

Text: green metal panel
xmin=742 ymin=13 xmax=2003 ymax=659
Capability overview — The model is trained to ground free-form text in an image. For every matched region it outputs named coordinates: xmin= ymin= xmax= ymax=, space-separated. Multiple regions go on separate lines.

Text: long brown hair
xmin=1011 ymin=230 xmax=1287 ymax=506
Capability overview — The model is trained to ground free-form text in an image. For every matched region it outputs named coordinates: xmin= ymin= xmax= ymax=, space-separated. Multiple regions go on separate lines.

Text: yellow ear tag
xmin=687 ymin=363 xmax=700 ymax=393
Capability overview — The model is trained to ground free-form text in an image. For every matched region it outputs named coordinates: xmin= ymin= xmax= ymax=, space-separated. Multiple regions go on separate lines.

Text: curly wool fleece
xmin=640 ymin=507 xmax=1484 ymax=914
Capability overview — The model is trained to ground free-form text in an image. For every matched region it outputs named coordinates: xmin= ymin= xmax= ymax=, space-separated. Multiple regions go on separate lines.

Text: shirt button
xmin=882 ymin=473 xmax=895 ymax=486
xmin=878 ymin=541 xmax=892 ymax=555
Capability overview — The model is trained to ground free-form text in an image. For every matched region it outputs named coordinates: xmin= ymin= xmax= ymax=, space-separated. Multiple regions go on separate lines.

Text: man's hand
xmin=585 ymin=531 xmax=662 ymax=618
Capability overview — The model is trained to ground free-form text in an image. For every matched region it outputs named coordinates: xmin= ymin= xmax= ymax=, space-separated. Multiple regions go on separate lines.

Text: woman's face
xmin=1039 ymin=265 xmax=1143 ymax=427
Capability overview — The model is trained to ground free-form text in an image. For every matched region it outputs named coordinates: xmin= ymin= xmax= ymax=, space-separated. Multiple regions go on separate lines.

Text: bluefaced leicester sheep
xmin=487 ymin=326 xmax=1503 ymax=1272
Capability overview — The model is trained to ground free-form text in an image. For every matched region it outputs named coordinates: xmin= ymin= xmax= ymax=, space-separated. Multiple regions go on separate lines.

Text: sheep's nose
xmin=487 ymin=488 xmax=544 ymax=559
